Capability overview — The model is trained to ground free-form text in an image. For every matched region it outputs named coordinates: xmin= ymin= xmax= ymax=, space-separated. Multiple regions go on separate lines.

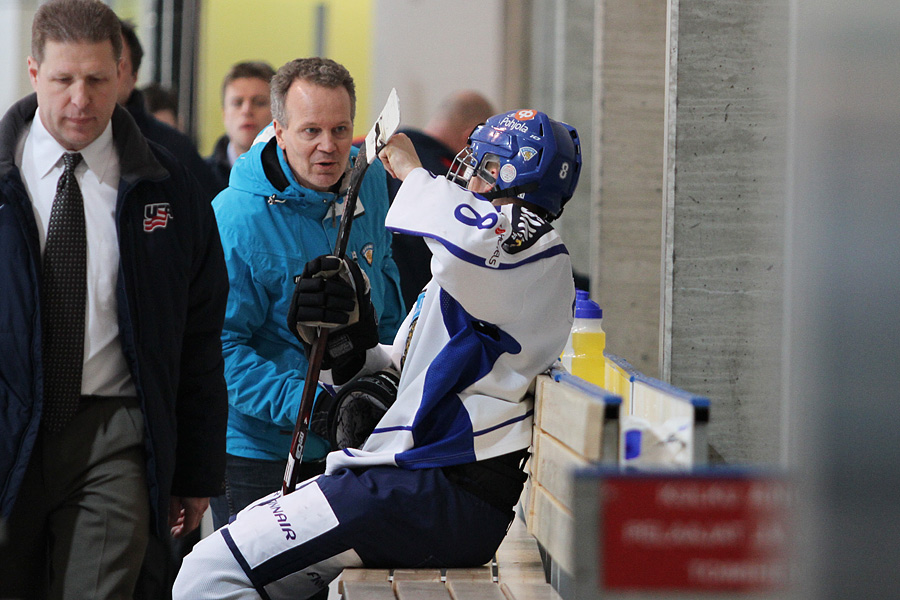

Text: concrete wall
xmin=663 ymin=0 xmax=789 ymax=463
xmin=527 ymin=0 xmax=596 ymax=294
xmin=0 ymin=2 xmax=38 ymax=116
xmin=371 ymin=0 xmax=506 ymax=132
xmin=521 ymin=0 xmax=793 ymax=473
xmin=593 ymin=0 xmax=667 ymax=376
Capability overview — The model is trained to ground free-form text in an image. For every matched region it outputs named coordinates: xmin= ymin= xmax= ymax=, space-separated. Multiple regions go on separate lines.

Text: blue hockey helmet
xmin=447 ymin=109 xmax=582 ymax=220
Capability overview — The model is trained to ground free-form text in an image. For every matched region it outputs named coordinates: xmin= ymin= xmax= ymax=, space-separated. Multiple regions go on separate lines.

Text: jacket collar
xmin=227 ymin=124 xmax=366 ymax=222
xmin=111 ymin=98 xmax=169 ymax=185
xmin=273 ymin=143 xmax=366 ymax=221
xmin=0 ymin=94 xmax=36 ymax=178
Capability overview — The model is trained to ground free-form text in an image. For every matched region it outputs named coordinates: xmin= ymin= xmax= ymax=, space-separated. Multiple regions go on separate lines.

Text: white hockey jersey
xmin=325 ymin=168 xmax=575 ymax=474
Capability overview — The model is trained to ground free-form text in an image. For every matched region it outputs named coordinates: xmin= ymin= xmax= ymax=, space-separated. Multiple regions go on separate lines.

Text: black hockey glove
xmin=287 ymin=255 xmax=379 ymax=383
xmin=309 ymin=389 xmax=337 ymax=442
xmin=328 ymin=369 xmax=399 ymax=450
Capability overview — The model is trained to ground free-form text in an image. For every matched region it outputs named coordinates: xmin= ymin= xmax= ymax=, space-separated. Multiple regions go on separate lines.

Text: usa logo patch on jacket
xmin=144 ymin=203 xmax=173 ymax=232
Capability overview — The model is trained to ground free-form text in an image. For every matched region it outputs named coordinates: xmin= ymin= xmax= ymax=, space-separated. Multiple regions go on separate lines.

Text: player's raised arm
xmin=378 ymin=133 xmax=423 ymax=181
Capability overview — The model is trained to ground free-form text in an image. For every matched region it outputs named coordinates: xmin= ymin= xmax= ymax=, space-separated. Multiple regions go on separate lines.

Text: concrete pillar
xmin=663 ymin=0 xmax=789 ymax=463
xmin=593 ymin=0 xmax=668 ymax=377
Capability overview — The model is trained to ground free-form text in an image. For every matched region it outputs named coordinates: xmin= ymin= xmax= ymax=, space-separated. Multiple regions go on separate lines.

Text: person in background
xmin=206 ymin=60 xmax=276 ymax=193
xmin=0 ymin=1 xmax=228 ymax=597
xmin=387 ymin=90 xmax=495 ymax=310
xmin=142 ymin=81 xmax=180 ymax=130
xmin=117 ymin=19 xmax=220 ymax=201
xmin=207 ymin=59 xmax=403 ymax=591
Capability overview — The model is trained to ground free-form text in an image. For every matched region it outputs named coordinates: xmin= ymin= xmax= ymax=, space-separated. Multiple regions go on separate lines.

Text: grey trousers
xmin=0 ymin=397 xmax=150 ymax=600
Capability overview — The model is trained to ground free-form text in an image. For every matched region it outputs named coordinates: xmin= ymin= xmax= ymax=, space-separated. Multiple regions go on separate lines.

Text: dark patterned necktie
xmin=41 ymin=152 xmax=86 ymax=432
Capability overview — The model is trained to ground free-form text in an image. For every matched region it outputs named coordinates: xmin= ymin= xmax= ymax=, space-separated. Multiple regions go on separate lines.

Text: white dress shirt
xmin=18 ymin=108 xmax=136 ymax=397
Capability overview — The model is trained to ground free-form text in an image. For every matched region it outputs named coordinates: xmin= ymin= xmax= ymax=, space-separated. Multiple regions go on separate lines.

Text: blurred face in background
xmin=223 ymin=77 xmax=272 ymax=156
xmin=152 ymin=107 xmax=178 ymax=129
xmin=29 ymin=39 xmax=123 ymax=151
xmin=274 ymin=79 xmax=353 ymax=192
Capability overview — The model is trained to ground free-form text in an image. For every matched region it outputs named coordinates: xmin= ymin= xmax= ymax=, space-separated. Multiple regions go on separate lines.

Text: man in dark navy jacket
xmin=0 ymin=1 xmax=228 ymax=598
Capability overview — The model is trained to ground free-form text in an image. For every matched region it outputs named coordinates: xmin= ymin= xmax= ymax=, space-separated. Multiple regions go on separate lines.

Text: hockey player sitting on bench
xmin=173 ymin=109 xmax=583 ymax=600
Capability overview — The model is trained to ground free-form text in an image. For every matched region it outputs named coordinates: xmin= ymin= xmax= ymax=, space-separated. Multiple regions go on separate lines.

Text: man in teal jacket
xmin=209 ymin=58 xmax=403 ymax=540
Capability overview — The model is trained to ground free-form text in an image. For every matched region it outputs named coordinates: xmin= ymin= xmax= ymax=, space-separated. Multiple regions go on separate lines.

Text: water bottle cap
xmin=575 ymin=298 xmax=602 ymax=319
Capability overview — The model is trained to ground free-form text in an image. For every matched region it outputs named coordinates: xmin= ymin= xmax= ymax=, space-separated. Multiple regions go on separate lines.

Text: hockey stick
xmin=283 ymin=88 xmax=401 ymax=495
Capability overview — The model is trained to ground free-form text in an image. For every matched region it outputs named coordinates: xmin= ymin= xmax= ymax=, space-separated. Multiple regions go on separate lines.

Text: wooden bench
xmin=526 ymin=360 xmax=710 ymax=598
xmin=524 ymin=367 xmax=622 ymax=599
xmin=338 ymin=360 xmax=709 ymax=599
xmin=338 ymin=516 xmax=559 ymax=599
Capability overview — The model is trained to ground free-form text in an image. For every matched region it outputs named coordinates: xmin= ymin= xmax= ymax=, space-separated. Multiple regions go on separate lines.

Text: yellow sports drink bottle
xmin=570 ymin=296 xmax=606 ymax=388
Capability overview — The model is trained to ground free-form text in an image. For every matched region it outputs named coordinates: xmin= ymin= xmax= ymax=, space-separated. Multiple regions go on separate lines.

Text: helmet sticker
xmin=520 ymin=147 xmax=538 ymax=161
xmin=514 ymin=109 xmax=537 ymax=121
xmin=498 ymin=116 xmax=529 ymax=133
xmin=500 ymin=163 xmax=517 ymax=183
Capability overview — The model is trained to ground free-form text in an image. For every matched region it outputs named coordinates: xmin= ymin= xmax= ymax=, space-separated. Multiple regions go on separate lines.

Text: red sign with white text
xmin=600 ymin=475 xmax=791 ymax=592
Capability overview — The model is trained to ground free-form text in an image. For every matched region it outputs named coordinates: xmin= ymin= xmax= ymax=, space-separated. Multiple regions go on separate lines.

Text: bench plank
xmin=495 ymin=516 xmax=548 ymax=586
xmin=501 ymin=582 xmax=564 ymax=600
xmin=394 ymin=580 xmax=451 ymax=600
xmin=342 ymin=581 xmax=396 ymax=600
xmin=623 ymin=374 xmax=710 ymax=469
xmin=527 ymin=484 xmax=574 ymax=574
xmin=532 ymin=431 xmax=590 ymax=510
xmin=392 ymin=569 xmax=443 ymax=582
xmin=444 ymin=566 xmax=493 ymax=582
xmin=604 ymin=354 xmax=635 ymax=414
xmin=338 ymin=569 xmax=391 ymax=594
xmin=631 ymin=378 xmax=695 ymax=424
xmin=447 ymin=581 xmax=506 ymax=600
xmin=534 ymin=374 xmax=611 ymax=461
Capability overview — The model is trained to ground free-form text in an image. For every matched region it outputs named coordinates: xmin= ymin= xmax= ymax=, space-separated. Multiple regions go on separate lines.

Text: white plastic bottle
xmin=570 ymin=296 xmax=606 ymax=388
